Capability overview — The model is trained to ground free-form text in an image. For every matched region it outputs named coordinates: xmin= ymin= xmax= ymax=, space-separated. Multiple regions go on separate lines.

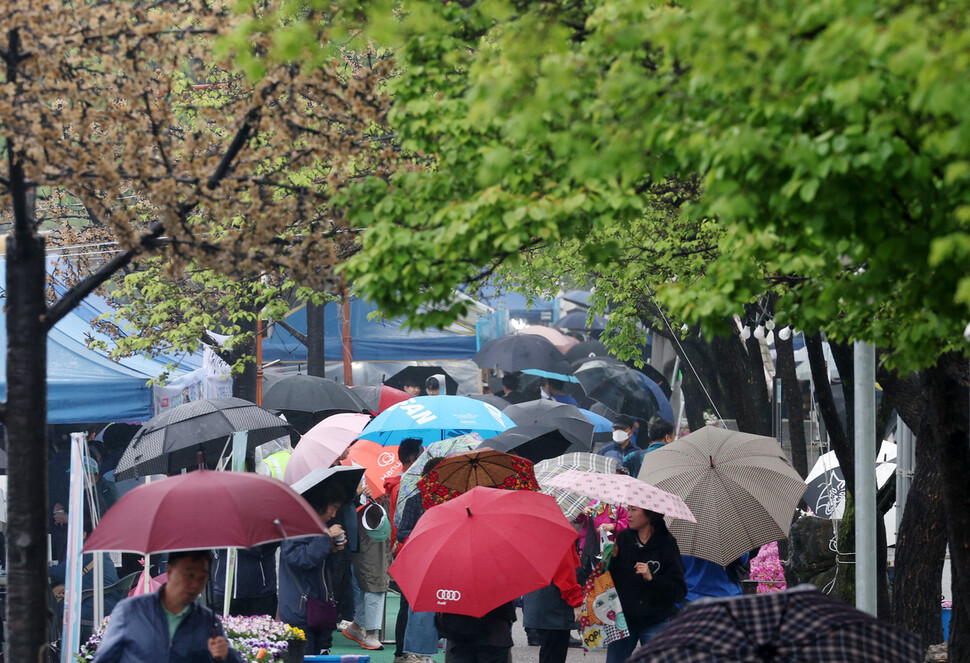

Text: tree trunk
xmin=805 ymin=332 xmax=854 ymax=491
xmin=924 ymin=353 xmax=970 ymax=663
xmin=711 ymin=334 xmax=770 ymax=434
xmin=892 ymin=406 xmax=946 ymax=647
xmin=5 ymin=153 xmax=51 ymax=658
xmin=775 ymin=331 xmax=808 ymax=477
xmin=306 ymin=299 xmax=326 ymax=378
xmin=675 ymin=335 xmax=727 ymax=432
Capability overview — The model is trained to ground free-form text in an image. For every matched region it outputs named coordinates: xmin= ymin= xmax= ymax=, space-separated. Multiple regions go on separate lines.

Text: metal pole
xmin=854 ymin=341 xmax=877 ymax=616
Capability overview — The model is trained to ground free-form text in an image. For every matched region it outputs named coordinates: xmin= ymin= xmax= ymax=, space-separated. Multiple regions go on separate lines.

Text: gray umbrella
xmin=114 ymin=397 xmax=299 ymax=480
xmin=502 ymin=399 xmax=594 ymax=450
xmin=262 ymin=374 xmax=369 ymax=433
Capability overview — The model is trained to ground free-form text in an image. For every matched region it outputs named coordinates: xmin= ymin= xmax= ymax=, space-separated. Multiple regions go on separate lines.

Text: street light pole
xmin=854 ymin=340 xmax=877 ymax=616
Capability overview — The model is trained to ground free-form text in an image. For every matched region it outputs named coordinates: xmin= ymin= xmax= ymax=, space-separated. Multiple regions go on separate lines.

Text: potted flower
xmin=750 ymin=541 xmax=787 ymax=594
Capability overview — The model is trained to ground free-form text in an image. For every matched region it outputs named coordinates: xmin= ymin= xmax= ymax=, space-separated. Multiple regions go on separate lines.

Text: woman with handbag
xmin=606 ymin=506 xmax=686 ymax=663
xmin=279 ymin=494 xmax=347 ymax=656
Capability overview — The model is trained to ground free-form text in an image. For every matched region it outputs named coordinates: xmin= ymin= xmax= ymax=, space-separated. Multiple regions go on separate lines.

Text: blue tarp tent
xmin=261 ymin=298 xmax=479 ymax=363
xmin=0 ymin=259 xmax=196 ymax=423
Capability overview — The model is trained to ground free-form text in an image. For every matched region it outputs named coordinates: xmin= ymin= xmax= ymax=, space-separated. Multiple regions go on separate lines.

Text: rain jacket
xmin=92 ymin=587 xmax=242 ymax=663
xmin=523 ymin=546 xmax=585 ymax=630
xmin=278 ymin=536 xmax=333 ymax=628
xmin=611 ymin=526 xmax=686 ymax=631
xmin=211 ymin=544 xmax=278 ymax=600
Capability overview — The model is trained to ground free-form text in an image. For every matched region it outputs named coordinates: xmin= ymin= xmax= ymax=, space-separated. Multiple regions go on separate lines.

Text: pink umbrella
xmin=544 ymin=469 xmax=696 ymax=522
xmin=284 ymin=412 xmax=371 ymax=485
xmin=83 ymin=470 xmax=327 ymax=554
xmin=519 ymin=325 xmax=579 ymax=353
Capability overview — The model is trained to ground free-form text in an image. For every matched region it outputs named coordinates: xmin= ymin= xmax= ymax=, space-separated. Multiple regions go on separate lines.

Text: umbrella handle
xmin=274 ymin=518 xmax=288 ymax=539
xmin=198 ymin=450 xmax=206 ymax=471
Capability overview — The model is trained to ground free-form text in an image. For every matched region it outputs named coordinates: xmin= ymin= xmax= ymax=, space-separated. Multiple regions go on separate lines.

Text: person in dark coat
xmin=211 ymin=543 xmax=279 ymax=617
xmin=436 ymin=601 xmax=516 ymax=663
xmin=522 ymin=546 xmax=585 ymax=663
xmin=606 ymin=506 xmax=686 ymax=663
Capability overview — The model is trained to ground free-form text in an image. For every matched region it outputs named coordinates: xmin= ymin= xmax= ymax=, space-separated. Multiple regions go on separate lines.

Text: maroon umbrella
xmin=83 ymin=470 xmax=327 ymax=554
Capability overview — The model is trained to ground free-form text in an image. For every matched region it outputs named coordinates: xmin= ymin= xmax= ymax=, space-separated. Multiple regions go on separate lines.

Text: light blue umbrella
xmin=358 ymin=395 xmax=516 ymax=446
xmin=579 ymin=408 xmax=613 ymax=433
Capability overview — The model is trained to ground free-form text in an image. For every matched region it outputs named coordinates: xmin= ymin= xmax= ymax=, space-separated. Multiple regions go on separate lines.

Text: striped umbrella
xmin=638 ymin=425 xmax=808 ymax=567
xmin=534 ymin=452 xmax=618 ymax=521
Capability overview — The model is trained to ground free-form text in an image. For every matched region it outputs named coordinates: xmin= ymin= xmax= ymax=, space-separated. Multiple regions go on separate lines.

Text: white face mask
xmin=612 ymin=429 xmax=630 ymax=443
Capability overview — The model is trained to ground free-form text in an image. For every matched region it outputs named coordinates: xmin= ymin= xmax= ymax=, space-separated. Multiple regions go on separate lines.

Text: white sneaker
xmin=342 ymin=621 xmax=368 ymax=647
xmin=336 ymin=619 xmax=355 ymax=631
xmin=402 ymin=654 xmax=434 ymax=663
xmin=359 ymin=631 xmax=385 ymax=650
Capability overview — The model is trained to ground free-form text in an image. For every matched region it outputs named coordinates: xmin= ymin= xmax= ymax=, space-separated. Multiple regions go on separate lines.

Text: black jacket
xmin=610 ymin=526 xmax=686 ymax=631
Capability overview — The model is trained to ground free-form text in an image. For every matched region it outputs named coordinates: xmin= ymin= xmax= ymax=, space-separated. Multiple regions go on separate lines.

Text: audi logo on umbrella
xmin=436 ymin=589 xmax=462 ymax=603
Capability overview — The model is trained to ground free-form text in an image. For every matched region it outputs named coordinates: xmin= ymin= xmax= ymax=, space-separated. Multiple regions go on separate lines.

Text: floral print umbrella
xmin=418 ymin=448 xmax=540 ymax=509
xmin=544 ymin=469 xmax=696 ymax=523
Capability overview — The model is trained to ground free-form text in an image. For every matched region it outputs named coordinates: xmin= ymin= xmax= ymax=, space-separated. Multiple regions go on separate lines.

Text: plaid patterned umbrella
xmin=545 ymin=470 xmax=696 ymax=522
xmin=114 ymin=398 xmax=299 ymax=480
xmin=417 ymin=448 xmax=540 ymax=508
xmin=535 ymin=452 xmax=617 ymax=520
xmin=629 ymin=585 xmax=921 ymax=662
xmin=638 ymin=425 xmax=808 ymax=567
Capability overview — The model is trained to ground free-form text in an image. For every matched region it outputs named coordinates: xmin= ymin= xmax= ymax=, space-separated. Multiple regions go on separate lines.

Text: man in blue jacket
xmin=94 ymin=550 xmax=241 ymax=662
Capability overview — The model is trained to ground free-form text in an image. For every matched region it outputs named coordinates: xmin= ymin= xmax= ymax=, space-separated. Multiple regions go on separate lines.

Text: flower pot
xmin=284 ymin=638 xmax=307 ymax=663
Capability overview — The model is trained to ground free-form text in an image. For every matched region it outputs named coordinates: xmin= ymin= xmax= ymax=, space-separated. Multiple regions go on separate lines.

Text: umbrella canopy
xmin=572 ymin=356 xmax=674 ymax=423
xmin=561 ymin=290 xmax=591 ymax=307
xmin=467 ymin=393 xmax=512 ymax=410
xmin=288 ymin=465 xmax=366 ymax=511
xmin=478 ymin=425 xmax=575 ymax=464
xmin=114 ymin=398 xmax=299 ymax=481
xmin=545 ymin=470 xmax=696 ymax=522
xmin=417 ymin=448 xmax=540 ymax=508
xmin=557 ymin=311 xmax=608 ymax=331
xmin=83 ymin=470 xmax=327 ymax=554
xmin=534 ymin=452 xmax=618 ymax=521
xmin=390 ymin=486 xmax=579 ymax=617
xmin=639 ymin=426 xmax=808 ymax=566
xmin=395 ymin=433 xmax=484 ymax=527
xmin=284 ymin=413 xmax=371 ymax=485
xmin=503 ymin=399 xmax=594 ymax=450
xmin=518 ymin=326 xmax=579 ymax=353
xmin=629 ymin=585 xmax=922 ymax=663
xmin=474 ymin=334 xmax=576 ymax=377
xmin=262 ymin=375 xmax=369 ymax=433
xmin=341 ymin=439 xmax=403 ymax=498
xmin=804 ymin=441 xmax=896 ymax=519
xmin=384 ymin=366 xmax=459 ymax=395
xmin=357 ymin=395 xmax=515 ymax=446
xmin=351 ymin=384 xmax=411 ymax=414
xmin=564 ymin=339 xmax=610 ymax=363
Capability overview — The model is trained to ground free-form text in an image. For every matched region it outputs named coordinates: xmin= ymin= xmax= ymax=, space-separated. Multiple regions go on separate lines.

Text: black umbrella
xmin=572 ymin=356 xmax=660 ymax=423
xmin=473 ymin=334 xmax=575 ymax=377
xmin=561 ymin=290 xmax=591 ymax=307
xmin=477 ymin=425 xmax=576 ymax=464
xmin=384 ymin=365 xmax=459 ymax=395
xmin=289 ymin=465 xmax=366 ymax=511
xmin=502 ymin=399 xmax=594 ymax=450
xmin=564 ymin=339 xmax=610 ymax=363
xmin=630 ymin=585 xmax=921 ymax=663
xmin=262 ymin=374 xmax=369 ymax=433
xmin=557 ymin=311 xmax=608 ymax=331
xmin=114 ymin=398 xmax=299 ymax=480
xmin=467 ymin=393 xmax=512 ymax=410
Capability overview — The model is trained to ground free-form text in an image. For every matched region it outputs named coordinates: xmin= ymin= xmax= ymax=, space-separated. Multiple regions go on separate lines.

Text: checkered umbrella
xmin=638 ymin=426 xmax=808 ymax=567
xmin=629 ymin=585 xmax=921 ymax=663
xmin=114 ymin=398 xmax=299 ymax=480
xmin=545 ymin=470 xmax=696 ymax=522
xmin=534 ymin=452 xmax=617 ymax=521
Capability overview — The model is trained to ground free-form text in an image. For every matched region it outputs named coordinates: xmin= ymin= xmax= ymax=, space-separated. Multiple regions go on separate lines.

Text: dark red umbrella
xmin=389 ymin=486 xmax=578 ymax=617
xmin=83 ymin=470 xmax=327 ymax=554
xmin=351 ymin=384 xmax=411 ymax=414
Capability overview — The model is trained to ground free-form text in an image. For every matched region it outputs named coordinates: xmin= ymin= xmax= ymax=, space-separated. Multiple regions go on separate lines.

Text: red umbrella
xmin=341 ymin=439 xmax=403 ymax=498
xmin=389 ymin=486 xmax=578 ymax=617
xmin=83 ymin=470 xmax=327 ymax=554
xmin=351 ymin=384 xmax=411 ymax=414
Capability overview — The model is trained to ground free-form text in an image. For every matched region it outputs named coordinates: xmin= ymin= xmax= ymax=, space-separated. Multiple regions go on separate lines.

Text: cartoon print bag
xmin=580 ymin=551 xmax=629 ymax=652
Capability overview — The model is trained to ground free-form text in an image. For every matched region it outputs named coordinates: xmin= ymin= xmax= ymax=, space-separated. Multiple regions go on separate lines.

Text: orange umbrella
xmin=341 ymin=439 xmax=403 ymax=498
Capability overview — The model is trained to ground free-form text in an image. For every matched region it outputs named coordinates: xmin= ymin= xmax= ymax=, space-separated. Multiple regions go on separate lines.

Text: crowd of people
xmin=43 ymin=369 xmax=752 ymax=663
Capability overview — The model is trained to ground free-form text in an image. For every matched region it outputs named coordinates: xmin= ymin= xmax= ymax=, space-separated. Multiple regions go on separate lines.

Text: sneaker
xmin=401 ymin=654 xmax=434 ymax=663
xmin=336 ymin=619 xmax=355 ymax=631
xmin=359 ymin=631 xmax=385 ymax=651
xmin=342 ymin=622 xmax=368 ymax=647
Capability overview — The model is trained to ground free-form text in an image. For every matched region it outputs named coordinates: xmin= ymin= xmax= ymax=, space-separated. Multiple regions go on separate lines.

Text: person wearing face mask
xmin=597 ymin=415 xmax=640 ymax=459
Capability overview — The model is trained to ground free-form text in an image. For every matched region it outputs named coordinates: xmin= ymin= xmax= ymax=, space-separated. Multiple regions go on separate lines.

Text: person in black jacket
xmin=606 ymin=506 xmax=686 ymax=663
